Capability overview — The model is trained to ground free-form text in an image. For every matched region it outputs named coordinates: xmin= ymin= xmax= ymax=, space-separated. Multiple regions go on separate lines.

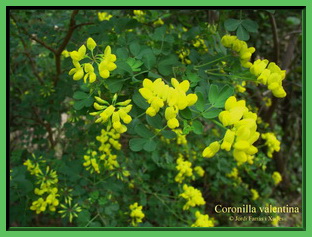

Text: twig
xmin=268 ymin=12 xmax=280 ymax=64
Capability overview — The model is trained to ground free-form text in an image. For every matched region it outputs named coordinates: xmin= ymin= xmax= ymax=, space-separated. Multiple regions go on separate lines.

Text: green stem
xmin=85 ymin=213 xmax=99 ymax=227
xmin=206 ymin=72 xmax=254 ymax=81
xmin=211 ymin=119 xmax=226 ymax=129
xmin=134 ymin=112 xmax=146 ymax=120
xmin=152 ymin=125 xmax=168 ymax=139
xmin=191 ymin=104 xmax=215 ymax=121
xmin=194 ymin=55 xmax=230 ymax=69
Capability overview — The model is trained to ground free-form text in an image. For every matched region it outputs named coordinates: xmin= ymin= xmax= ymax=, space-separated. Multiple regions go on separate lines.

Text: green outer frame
xmin=3 ymin=1 xmax=309 ymax=236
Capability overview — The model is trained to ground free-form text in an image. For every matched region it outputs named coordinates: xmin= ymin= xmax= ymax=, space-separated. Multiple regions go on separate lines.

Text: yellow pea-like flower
xmin=87 ymin=37 xmax=97 ymax=51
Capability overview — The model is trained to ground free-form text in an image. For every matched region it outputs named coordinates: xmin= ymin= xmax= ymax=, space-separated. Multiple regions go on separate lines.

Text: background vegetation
xmin=9 ymin=9 xmax=302 ymax=227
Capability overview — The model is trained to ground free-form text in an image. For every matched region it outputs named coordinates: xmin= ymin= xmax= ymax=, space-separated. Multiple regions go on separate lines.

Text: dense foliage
xmin=9 ymin=9 xmax=302 ymax=227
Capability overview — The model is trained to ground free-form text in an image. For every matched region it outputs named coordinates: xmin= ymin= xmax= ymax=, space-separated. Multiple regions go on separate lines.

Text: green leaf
xmin=73 ymin=98 xmax=88 ymax=110
xmin=143 ymin=139 xmax=157 ymax=152
xmin=73 ymin=91 xmax=88 ymax=100
xmin=286 ymin=16 xmax=301 ymax=26
xmin=192 ymin=120 xmax=203 ymax=135
xmin=116 ymin=48 xmax=129 ymax=60
xmin=208 ymin=84 xmax=219 ymax=104
xmin=106 ymin=78 xmax=124 ymax=93
xmin=153 ymin=26 xmax=166 ymax=41
xmin=142 ymin=50 xmax=156 ymax=70
xmin=158 ymin=55 xmax=179 ymax=76
xmin=132 ymin=91 xmax=149 ymax=109
xmin=134 ymin=124 xmax=154 ymax=138
xmin=126 ymin=58 xmax=143 ymax=72
xmin=202 ymin=108 xmax=221 ymax=119
xmin=241 ymin=19 xmax=259 ymax=33
xmin=129 ymin=138 xmax=146 ymax=152
xmin=236 ymin=25 xmax=250 ymax=41
xmin=161 ymin=130 xmax=177 ymax=139
xmin=180 ymin=107 xmax=193 ymax=120
xmin=84 ymin=97 xmax=94 ymax=107
xmin=77 ymin=210 xmax=91 ymax=227
xmin=224 ymin=18 xmax=241 ymax=31
xmin=214 ymin=85 xmax=234 ymax=108
xmin=195 ymin=92 xmax=205 ymax=112
xmin=115 ymin=61 xmax=133 ymax=75
xmin=266 ymin=10 xmax=275 ymax=14
xmin=129 ymin=42 xmax=141 ymax=57
xmin=185 ymin=71 xmax=201 ymax=84
xmin=146 ymin=114 xmax=163 ymax=129
xmin=182 ymin=121 xmax=193 ymax=135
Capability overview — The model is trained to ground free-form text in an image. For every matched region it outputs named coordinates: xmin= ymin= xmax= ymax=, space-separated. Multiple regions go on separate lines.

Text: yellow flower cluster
xmin=91 ymin=97 xmax=132 ymax=134
xmin=96 ymin=128 xmax=121 ymax=151
xmin=83 ymin=150 xmax=100 ymax=174
xmin=129 ymin=202 xmax=145 ymax=226
xmin=221 ymin=34 xmax=255 ymax=68
xmin=226 ymin=167 xmax=238 ymax=179
xmin=23 ymin=154 xmax=43 ymax=175
xmin=174 ymin=129 xmax=188 ymax=145
xmin=261 ymin=132 xmax=281 ymax=158
xmin=221 ymin=34 xmax=287 ymax=98
xmin=250 ymin=189 xmax=259 ymax=200
xmin=96 ymin=128 xmax=121 ymax=170
xmin=133 ymin=10 xmax=145 ymax=23
xmin=217 ymin=96 xmax=260 ymax=165
xmin=193 ymin=35 xmax=208 ymax=52
xmin=235 ymin=81 xmax=246 ymax=93
xmin=23 ymin=159 xmax=60 ymax=214
xmin=153 ymin=18 xmax=164 ymax=26
xmin=98 ymin=12 xmax=112 ymax=21
xmin=175 ymin=154 xmax=193 ymax=183
xmin=251 ymin=60 xmax=286 ymax=98
xmin=139 ymin=78 xmax=197 ymax=129
xmin=272 ymin=171 xmax=282 ymax=185
xmin=83 ymin=128 xmax=122 ymax=174
xmin=191 ymin=211 xmax=214 ymax=227
xmin=271 ymin=215 xmax=282 ymax=227
xmin=194 ymin=166 xmax=205 ymax=177
xmin=179 ymin=184 xmax=205 ymax=210
xmin=68 ymin=38 xmax=117 ymax=83
xmin=177 ymin=48 xmax=191 ymax=64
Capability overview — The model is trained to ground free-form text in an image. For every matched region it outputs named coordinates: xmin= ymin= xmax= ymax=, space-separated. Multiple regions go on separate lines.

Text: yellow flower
xmin=180 ymin=184 xmax=205 ymax=210
xmin=83 ymin=151 xmax=100 ymax=174
xmin=175 ymin=154 xmax=193 ymax=183
xmin=83 ymin=63 xmax=96 ymax=83
xmin=98 ymin=12 xmax=112 ymax=21
xmin=202 ymin=141 xmax=220 ymax=158
xmin=129 ymin=202 xmax=145 ymax=226
xmin=153 ymin=18 xmax=164 ymax=26
xmin=221 ymin=129 xmax=235 ymax=151
xmin=271 ymin=215 xmax=282 ymax=227
xmin=70 ymin=45 xmax=86 ymax=62
xmin=261 ymin=132 xmax=281 ymax=158
xmin=250 ymin=189 xmax=259 ymax=200
xmin=227 ymin=167 xmax=238 ymax=179
xmin=139 ymin=77 xmax=197 ymax=130
xmin=61 ymin=50 xmax=70 ymax=58
xmin=69 ymin=60 xmax=84 ymax=81
xmin=194 ymin=166 xmax=205 ymax=177
xmin=272 ymin=171 xmax=282 ymax=185
xmin=98 ymin=45 xmax=117 ymax=79
xmin=192 ymin=211 xmax=214 ymax=227
xmin=87 ymin=37 xmax=97 ymax=51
